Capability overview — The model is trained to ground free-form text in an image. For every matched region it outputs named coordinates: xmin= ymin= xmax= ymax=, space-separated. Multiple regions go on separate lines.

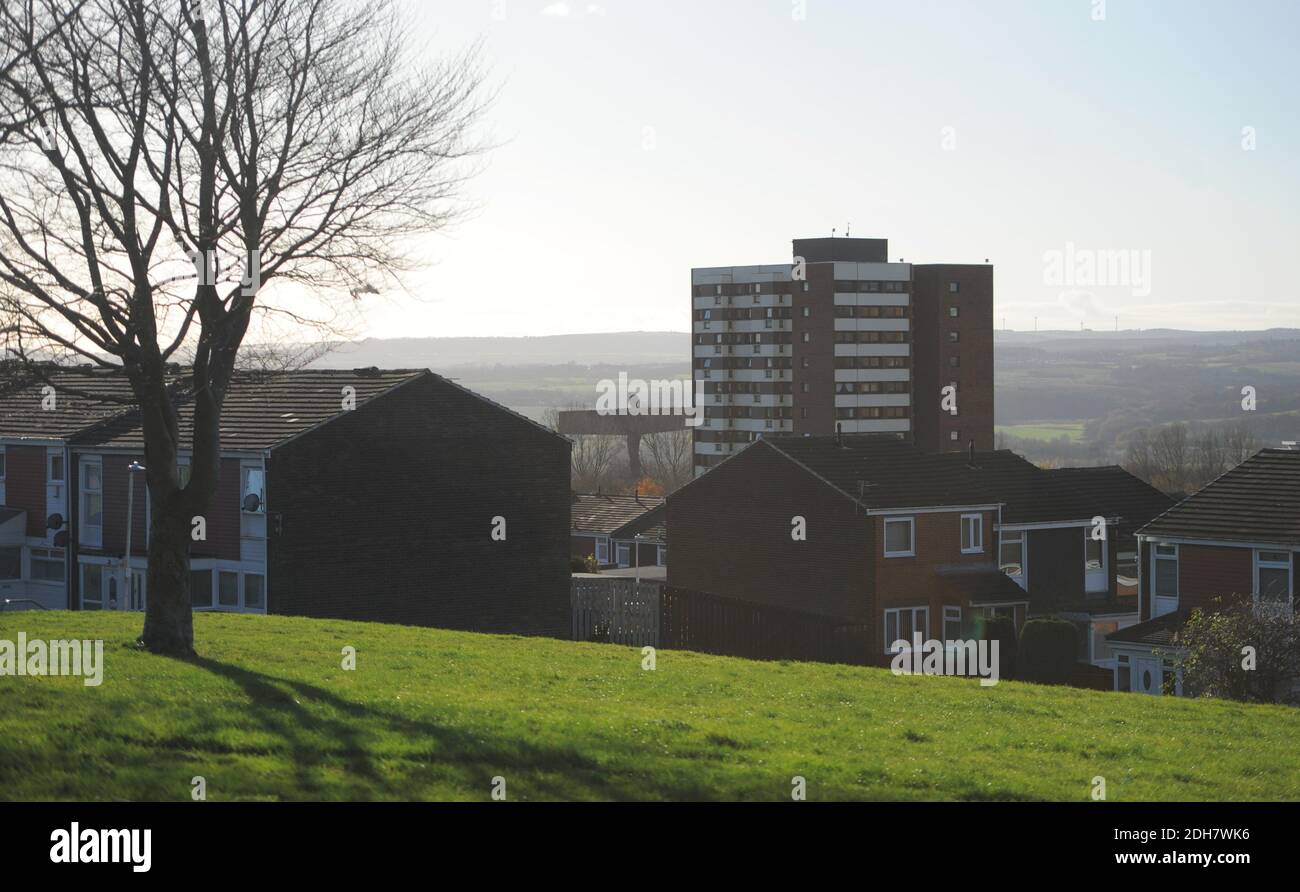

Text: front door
xmin=1131 ymin=656 xmax=1163 ymax=695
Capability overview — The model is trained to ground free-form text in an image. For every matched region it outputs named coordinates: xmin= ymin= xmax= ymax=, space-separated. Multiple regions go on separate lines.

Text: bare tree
xmin=640 ymin=425 xmax=692 ymax=493
xmin=0 ymin=0 xmax=487 ymax=653
xmin=569 ymin=434 xmax=619 ymax=493
xmin=1222 ymin=420 xmax=1260 ymax=467
xmin=1190 ymin=427 xmax=1226 ymax=491
xmin=1122 ymin=427 xmax=1156 ymax=485
xmin=1150 ymin=422 xmax=1190 ymax=493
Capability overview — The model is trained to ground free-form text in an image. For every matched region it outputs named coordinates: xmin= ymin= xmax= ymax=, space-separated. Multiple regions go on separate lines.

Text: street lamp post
xmin=124 ymin=461 xmax=145 ymax=611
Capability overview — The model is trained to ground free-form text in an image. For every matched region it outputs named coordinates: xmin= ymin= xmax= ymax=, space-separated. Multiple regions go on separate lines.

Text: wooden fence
xmin=658 ymin=585 xmax=871 ymax=666
xmin=571 ymin=577 xmax=661 ymax=647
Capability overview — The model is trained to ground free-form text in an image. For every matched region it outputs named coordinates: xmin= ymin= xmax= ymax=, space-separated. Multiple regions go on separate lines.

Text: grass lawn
xmin=2 ymin=612 xmax=1298 ymax=801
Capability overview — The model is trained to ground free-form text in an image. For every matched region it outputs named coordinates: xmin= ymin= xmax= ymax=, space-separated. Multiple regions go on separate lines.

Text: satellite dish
xmin=46 ymin=512 xmax=64 ymax=530
xmin=53 ymin=530 xmax=69 ymax=547
xmin=242 ymin=493 xmax=262 ymax=512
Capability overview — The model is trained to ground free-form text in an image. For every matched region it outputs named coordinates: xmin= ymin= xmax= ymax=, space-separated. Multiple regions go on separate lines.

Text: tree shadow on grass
xmin=177 ymin=654 xmax=674 ymax=801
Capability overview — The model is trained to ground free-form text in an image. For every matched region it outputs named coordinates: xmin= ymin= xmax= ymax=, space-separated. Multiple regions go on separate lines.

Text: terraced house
xmin=0 ymin=366 xmax=571 ymax=636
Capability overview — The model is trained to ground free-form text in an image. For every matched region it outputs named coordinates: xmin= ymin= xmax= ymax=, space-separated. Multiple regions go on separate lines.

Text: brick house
xmin=668 ymin=436 xmax=1021 ymax=666
xmin=1108 ymin=448 xmax=1299 ymax=695
xmin=666 ymin=435 xmax=1172 ymax=666
xmin=1 ymin=367 xmax=571 ymax=636
xmin=571 ymin=491 xmax=665 ymax=568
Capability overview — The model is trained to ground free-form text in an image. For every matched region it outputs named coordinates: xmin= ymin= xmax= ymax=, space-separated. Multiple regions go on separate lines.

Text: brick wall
xmin=667 ymin=440 xmax=872 ymax=624
xmin=911 ymin=264 xmax=994 ymax=453
xmin=4 ymin=444 xmax=47 ymax=536
xmin=267 ymin=373 xmax=571 ymax=637
xmin=1178 ymin=543 xmax=1253 ymax=612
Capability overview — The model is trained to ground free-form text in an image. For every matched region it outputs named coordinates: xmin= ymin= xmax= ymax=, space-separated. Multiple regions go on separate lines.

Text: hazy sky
xmin=336 ymin=0 xmax=1300 ymax=339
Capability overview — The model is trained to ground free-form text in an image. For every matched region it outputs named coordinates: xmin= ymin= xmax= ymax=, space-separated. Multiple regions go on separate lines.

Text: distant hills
xmin=310 ymin=329 xmax=1300 ymax=371
xmin=307 ymin=330 xmax=1300 ymax=453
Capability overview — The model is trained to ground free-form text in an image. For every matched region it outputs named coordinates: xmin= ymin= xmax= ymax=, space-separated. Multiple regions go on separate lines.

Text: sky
xmin=321 ymin=0 xmax=1300 ymax=339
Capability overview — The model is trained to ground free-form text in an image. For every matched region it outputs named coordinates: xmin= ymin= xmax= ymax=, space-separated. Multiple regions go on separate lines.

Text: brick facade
xmin=266 ymin=374 xmax=572 ymax=636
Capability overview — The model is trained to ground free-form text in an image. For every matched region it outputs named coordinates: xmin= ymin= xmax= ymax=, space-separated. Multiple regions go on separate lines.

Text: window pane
xmin=1259 ymin=567 xmax=1290 ymax=601
xmin=1000 ymin=539 xmax=1023 ymax=575
xmin=85 ymin=463 xmax=101 ymax=490
xmin=1155 ymin=558 xmax=1178 ymax=597
xmin=50 ymin=455 xmax=64 ymax=481
xmin=245 ymin=574 xmax=265 ymax=609
xmin=85 ymin=493 xmax=102 ymax=526
xmin=885 ymin=521 xmax=911 ymax=553
xmin=1085 ymin=537 xmax=1104 ymax=569
xmin=191 ymin=570 xmax=213 ymax=607
xmin=0 ymin=547 xmax=20 ymax=580
xmin=885 ymin=611 xmax=898 ymax=649
xmin=218 ymin=571 xmax=238 ymax=606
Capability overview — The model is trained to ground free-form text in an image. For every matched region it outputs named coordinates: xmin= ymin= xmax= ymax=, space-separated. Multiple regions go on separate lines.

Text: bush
xmin=1181 ymin=600 xmax=1300 ymax=704
xmin=1017 ymin=619 xmax=1079 ymax=685
xmin=569 ymin=555 xmax=601 ymax=573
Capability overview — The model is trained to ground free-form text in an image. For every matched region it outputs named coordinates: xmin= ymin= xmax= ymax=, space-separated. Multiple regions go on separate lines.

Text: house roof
xmin=932 ymin=562 xmax=1033 ymax=605
xmin=753 ymin=437 xmax=1164 ymax=527
xmin=609 ymin=502 xmax=667 ymax=542
xmin=0 ymin=368 xmax=137 ymax=440
xmin=1045 ymin=465 xmax=1176 ymax=536
xmin=758 ymin=437 xmax=995 ymax=509
xmin=1106 ymin=610 xmax=1190 ymax=648
xmin=1137 ymin=449 xmax=1300 ymax=546
xmin=571 ymin=492 xmax=664 ymax=535
xmin=72 ymin=368 xmax=426 ymax=451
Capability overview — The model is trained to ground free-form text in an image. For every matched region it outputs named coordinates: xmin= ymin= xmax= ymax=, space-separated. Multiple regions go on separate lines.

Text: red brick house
xmin=1 ymin=367 xmax=571 ymax=636
xmin=1108 ymin=448 xmax=1299 ymax=695
xmin=668 ymin=436 xmax=1022 ymax=665
xmin=666 ymin=435 xmax=1172 ymax=666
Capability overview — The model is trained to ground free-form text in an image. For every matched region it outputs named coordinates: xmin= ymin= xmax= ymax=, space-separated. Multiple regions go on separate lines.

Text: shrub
xmin=1181 ymin=600 xmax=1300 ymax=704
xmin=1017 ymin=619 xmax=1079 ymax=685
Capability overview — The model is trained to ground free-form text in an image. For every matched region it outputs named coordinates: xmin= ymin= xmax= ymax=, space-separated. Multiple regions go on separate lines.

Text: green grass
xmin=2 ymin=612 xmax=1298 ymax=801
xmin=997 ymin=421 xmax=1088 ymax=442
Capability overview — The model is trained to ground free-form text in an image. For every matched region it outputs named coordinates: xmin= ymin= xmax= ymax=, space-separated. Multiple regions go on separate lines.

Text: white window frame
xmin=80 ymin=457 xmax=104 ymax=548
xmin=28 ymin=546 xmax=66 ymax=583
xmin=1151 ymin=543 xmax=1179 ymax=616
xmin=46 ymin=450 xmax=65 ymax=499
xmin=615 ymin=542 xmax=631 ymax=568
xmin=999 ymin=530 xmax=1027 ymax=585
xmin=884 ymin=606 xmax=929 ymax=653
xmin=656 ymin=545 xmax=667 ymax=567
xmin=960 ymin=513 xmax=983 ymax=554
xmin=943 ymin=606 xmax=962 ymax=642
xmin=883 ymin=516 xmax=915 ymax=558
xmin=1253 ymin=549 xmax=1293 ymax=606
xmin=1084 ymin=527 xmax=1109 ymax=594
xmin=190 ymin=561 xmax=268 ymax=613
xmin=595 ymin=537 xmax=609 ymax=564
xmin=240 ymin=461 xmax=265 ymax=513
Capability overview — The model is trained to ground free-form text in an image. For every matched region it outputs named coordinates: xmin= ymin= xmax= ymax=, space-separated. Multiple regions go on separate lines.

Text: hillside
xmin=2 ymin=612 xmax=1297 ymax=801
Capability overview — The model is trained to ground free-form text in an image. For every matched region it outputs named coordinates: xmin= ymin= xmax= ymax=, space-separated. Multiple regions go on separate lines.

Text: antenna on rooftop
xmin=846 ymin=222 xmax=851 ymax=237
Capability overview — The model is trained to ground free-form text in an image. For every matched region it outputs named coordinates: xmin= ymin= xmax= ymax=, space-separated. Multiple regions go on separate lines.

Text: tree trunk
xmin=139 ymin=497 xmax=194 ymax=655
